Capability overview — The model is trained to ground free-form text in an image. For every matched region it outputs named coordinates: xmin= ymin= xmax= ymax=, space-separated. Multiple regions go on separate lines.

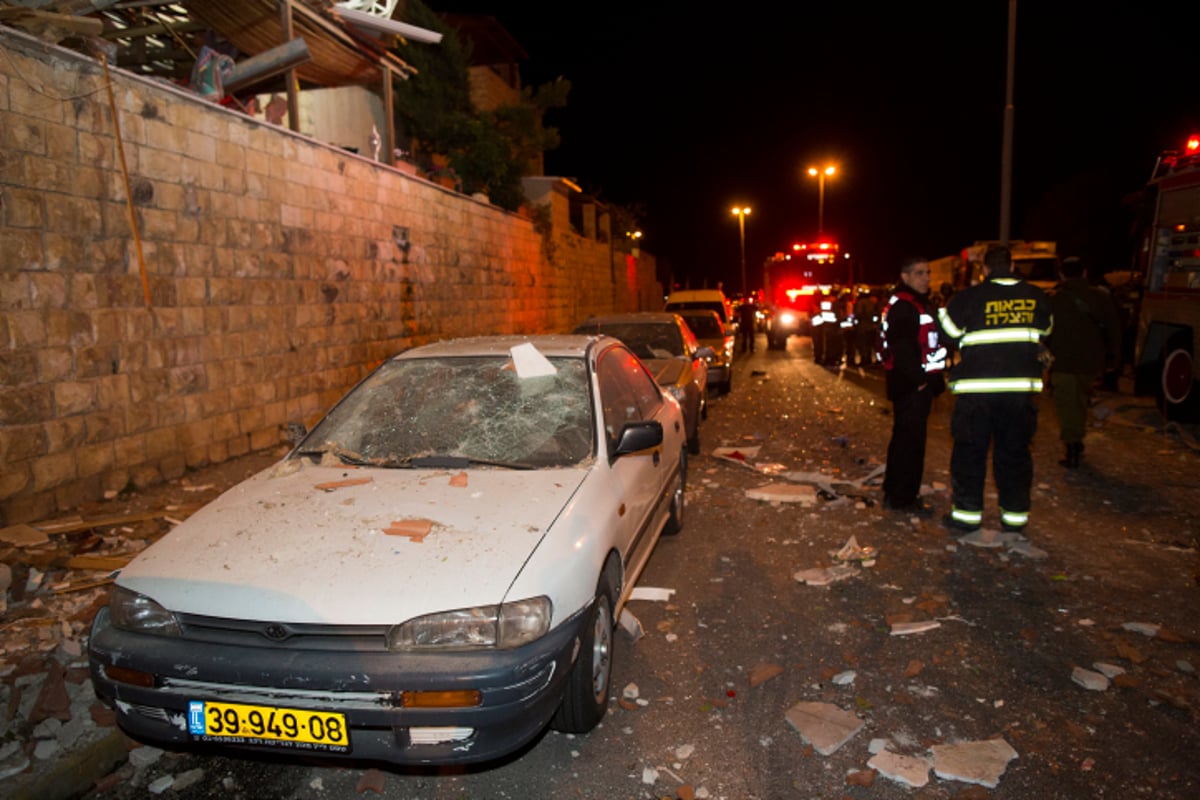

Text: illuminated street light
xmin=730 ymin=206 xmax=751 ymax=298
xmin=806 ymin=165 xmax=837 ymax=237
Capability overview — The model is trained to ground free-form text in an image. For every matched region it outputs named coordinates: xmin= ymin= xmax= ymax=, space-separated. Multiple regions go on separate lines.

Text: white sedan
xmin=88 ymin=335 xmax=687 ymax=765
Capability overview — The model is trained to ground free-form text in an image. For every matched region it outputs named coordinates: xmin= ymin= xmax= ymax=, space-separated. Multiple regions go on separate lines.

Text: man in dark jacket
xmin=938 ymin=246 xmax=1053 ymax=534
xmin=880 ymin=259 xmax=947 ymax=515
xmin=1048 ymin=257 xmax=1121 ymax=467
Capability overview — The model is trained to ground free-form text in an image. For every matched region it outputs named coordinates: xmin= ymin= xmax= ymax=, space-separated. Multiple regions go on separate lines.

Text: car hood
xmin=117 ymin=459 xmax=588 ymax=625
xmin=643 ymin=358 xmax=687 ymax=387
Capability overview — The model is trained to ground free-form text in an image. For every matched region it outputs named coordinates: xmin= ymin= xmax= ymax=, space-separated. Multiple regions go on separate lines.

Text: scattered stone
xmin=1122 ymin=622 xmax=1161 ymax=637
xmin=749 ymin=663 xmax=784 ymax=688
xmin=832 ymin=670 xmax=856 ymax=685
xmin=147 ymin=774 xmax=174 ymax=794
xmin=784 ymin=701 xmax=865 ymax=755
xmin=1177 ymin=660 xmax=1195 ymax=674
xmin=868 ymin=749 xmax=932 ymax=787
xmin=869 ymin=738 xmax=889 ymax=754
xmin=675 ymin=743 xmax=695 ymax=760
xmin=931 ymin=739 xmax=1019 ymax=788
xmin=310 ymin=777 xmax=325 ymax=791
xmin=355 ymin=768 xmax=386 ymax=794
xmin=1071 ymin=667 xmax=1110 ymax=691
xmin=128 ymin=745 xmax=165 ymax=769
xmin=29 ymin=662 xmax=72 ymax=723
xmin=846 ymin=768 xmax=876 ymax=787
xmin=642 ymin=765 xmax=659 ymax=784
xmin=55 ymin=716 xmax=85 ymax=749
xmin=1007 ymin=540 xmax=1048 ymax=559
xmin=793 ymin=564 xmax=859 ymax=586
xmin=618 ymin=608 xmax=644 ymax=641
xmin=0 ymin=752 xmax=30 ymax=781
xmin=172 ymin=767 xmax=205 ymax=791
xmin=904 ymin=659 xmax=925 ymax=677
xmin=33 ymin=738 xmax=62 ymax=760
xmin=746 ymin=483 xmax=818 ymax=505
xmin=1092 ymin=662 xmax=1126 ymax=679
xmin=890 ymin=621 xmax=941 ymax=636
xmin=0 ymin=523 xmax=50 ymax=547
xmin=623 ymin=683 xmax=639 ymax=700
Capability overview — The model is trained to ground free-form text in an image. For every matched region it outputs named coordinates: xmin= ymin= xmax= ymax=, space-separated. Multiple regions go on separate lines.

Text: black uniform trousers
xmin=949 ymin=393 xmax=1038 ymax=520
xmin=883 ymin=388 xmax=932 ymax=506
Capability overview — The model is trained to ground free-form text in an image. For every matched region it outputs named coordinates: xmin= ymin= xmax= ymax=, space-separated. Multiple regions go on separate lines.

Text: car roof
xmin=393 ymin=334 xmax=598 ymax=360
xmin=666 ymin=290 xmax=727 ymax=302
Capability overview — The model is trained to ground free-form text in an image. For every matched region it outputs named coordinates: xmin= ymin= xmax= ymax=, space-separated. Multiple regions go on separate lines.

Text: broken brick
xmin=29 ymin=662 xmax=72 ymax=724
xmin=355 ymin=768 xmax=386 ymax=794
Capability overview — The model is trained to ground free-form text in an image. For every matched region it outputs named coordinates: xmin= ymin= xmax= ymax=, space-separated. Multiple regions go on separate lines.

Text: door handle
xmin=653 ymin=449 xmax=661 ymax=466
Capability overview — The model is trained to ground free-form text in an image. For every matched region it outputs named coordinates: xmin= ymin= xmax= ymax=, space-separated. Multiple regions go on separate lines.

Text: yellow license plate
xmin=188 ymin=700 xmax=349 ymax=751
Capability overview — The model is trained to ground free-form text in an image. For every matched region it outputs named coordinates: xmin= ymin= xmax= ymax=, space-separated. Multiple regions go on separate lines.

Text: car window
xmin=597 ymin=347 xmax=662 ymax=449
xmin=666 ymin=300 xmax=727 ymax=323
xmin=679 ymin=312 xmax=723 ymax=339
xmin=302 ymin=354 xmax=593 ymax=467
xmin=586 ymin=322 xmax=684 ymax=360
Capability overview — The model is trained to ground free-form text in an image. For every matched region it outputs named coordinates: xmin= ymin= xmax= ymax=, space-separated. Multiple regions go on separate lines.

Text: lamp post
xmin=806 ymin=165 xmax=836 ymax=237
xmin=730 ymin=206 xmax=751 ymax=298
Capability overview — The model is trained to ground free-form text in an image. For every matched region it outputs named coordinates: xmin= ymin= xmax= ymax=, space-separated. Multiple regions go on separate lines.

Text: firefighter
xmin=811 ymin=289 xmax=838 ymax=365
xmin=854 ymin=288 xmax=882 ymax=366
xmin=937 ymin=245 xmax=1053 ymax=534
xmin=836 ymin=288 xmax=857 ymax=366
xmin=879 ymin=259 xmax=947 ymax=515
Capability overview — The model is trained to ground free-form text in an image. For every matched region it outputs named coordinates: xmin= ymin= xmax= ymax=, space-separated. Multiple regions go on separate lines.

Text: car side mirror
xmin=695 ymin=346 xmax=715 ymax=359
xmin=613 ymin=421 xmax=663 ymax=458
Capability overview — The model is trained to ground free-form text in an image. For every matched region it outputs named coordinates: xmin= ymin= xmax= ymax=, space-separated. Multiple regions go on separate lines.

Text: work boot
xmin=1059 ymin=442 xmax=1082 ymax=469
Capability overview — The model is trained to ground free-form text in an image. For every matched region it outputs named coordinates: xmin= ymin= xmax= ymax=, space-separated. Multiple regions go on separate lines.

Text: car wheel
xmin=687 ymin=419 xmax=700 ymax=455
xmin=551 ymin=570 xmax=616 ymax=734
xmin=663 ymin=448 xmax=686 ymax=536
xmin=1158 ymin=333 xmax=1200 ymax=422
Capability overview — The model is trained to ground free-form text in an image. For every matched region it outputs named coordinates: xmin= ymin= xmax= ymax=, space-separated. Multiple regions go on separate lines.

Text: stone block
xmin=44 ymin=309 xmax=92 ymax=348
xmin=0 ymin=424 xmax=47 ymax=463
xmin=75 ymin=441 xmax=116 ymax=478
xmin=0 ymin=384 xmax=53 ymax=425
xmin=54 ymin=382 xmax=97 ymax=416
xmin=3 ymin=187 xmax=45 ymax=228
xmin=113 ymin=433 xmax=148 ymax=465
xmin=32 ymin=450 xmax=77 ymax=491
xmin=0 ymin=228 xmax=44 ymax=272
xmin=0 ymin=461 xmax=31 ymax=498
xmin=0 ymin=350 xmax=36 ymax=387
xmin=44 ymin=417 xmax=86 ymax=453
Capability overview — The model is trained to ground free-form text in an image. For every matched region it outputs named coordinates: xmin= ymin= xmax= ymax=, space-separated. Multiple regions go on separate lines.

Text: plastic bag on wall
xmin=190 ymin=46 xmax=234 ymax=100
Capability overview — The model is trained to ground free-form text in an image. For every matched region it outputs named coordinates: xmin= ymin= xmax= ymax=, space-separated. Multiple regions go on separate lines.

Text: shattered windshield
xmin=299 ymin=354 xmax=593 ymax=468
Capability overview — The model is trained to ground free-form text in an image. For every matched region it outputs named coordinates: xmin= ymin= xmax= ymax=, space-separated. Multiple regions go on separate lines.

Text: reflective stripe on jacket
xmin=938 ymin=276 xmax=1052 ymax=395
xmin=880 ymin=288 xmax=947 ymax=376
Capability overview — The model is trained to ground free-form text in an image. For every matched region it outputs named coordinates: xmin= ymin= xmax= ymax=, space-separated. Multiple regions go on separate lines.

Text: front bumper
xmin=88 ymin=604 xmax=588 ymax=766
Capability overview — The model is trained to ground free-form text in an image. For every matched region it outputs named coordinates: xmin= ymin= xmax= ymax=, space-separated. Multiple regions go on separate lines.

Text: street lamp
xmin=731 ymin=206 xmax=751 ymax=298
xmin=806 ymin=165 xmax=837 ymax=237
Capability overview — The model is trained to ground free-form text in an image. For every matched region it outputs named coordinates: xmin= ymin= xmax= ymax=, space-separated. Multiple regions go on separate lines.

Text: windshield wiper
xmin=297 ymin=444 xmax=389 ymax=467
xmin=399 ymin=454 xmax=536 ymax=470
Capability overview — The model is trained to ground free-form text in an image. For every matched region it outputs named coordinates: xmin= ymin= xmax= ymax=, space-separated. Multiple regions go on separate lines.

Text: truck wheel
xmin=1158 ymin=334 xmax=1200 ymax=422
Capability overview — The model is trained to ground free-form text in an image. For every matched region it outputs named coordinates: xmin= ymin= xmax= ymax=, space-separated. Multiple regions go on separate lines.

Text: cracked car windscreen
xmin=301 ymin=355 xmax=593 ymax=467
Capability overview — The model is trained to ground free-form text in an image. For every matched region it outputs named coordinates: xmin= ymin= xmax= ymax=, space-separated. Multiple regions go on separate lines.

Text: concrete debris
xmin=173 ymin=768 xmax=206 ymax=791
xmin=1071 ymin=666 xmax=1111 ymax=691
xmin=0 ymin=523 xmax=50 ymax=547
xmin=794 ymin=564 xmax=860 ymax=586
xmin=746 ymin=482 xmax=818 ymax=505
xmin=147 ymin=774 xmax=175 ymax=794
xmin=930 ymin=738 xmax=1019 ymax=788
xmin=957 ymin=529 xmax=1047 ymax=558
xmin=869 ymin=738 xmax=889 ymax=754
xmin=784 ymin=701 xmax=865 ymax=755
xmin=675 ymin=743 xmax=695 ymax=760
xmin=629 ymin=586 xmax=675 ymax=602
xmin=622 ymin=683 xmax=639 ymax=700
xmin=1092 ymin=662 xmax=1126 ymax=679
xmin=619 ymin=608 xmax=645 ymax=641
xmin=831 ymin=535 xmax=877 ymax=563
xmin=1178 ymin=660 xmax=1195 ymax=674
xmin=1121 ymin=621 xmax=1161 ymax=637
xmin=128 ymin=745 xmax=165 ymax=769
xmin=890 ymin=620 xmax=942 ymax=636
xmin=749 ymin=663 xmax=784 ymax=688
xmin=832 ymin=670 xmax=857 ymax=685
xmin=642 ymin=765 xmax=659 ymax=784
xmin=867 ymin=749 xmax=932 ymax=787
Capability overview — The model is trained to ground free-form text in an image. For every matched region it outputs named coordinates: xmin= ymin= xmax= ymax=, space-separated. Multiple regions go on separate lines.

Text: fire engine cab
xmin=762 ymin=241 xmax=842 ymax=350
xmin=1134 ymin=133 xmax=1200 ymax=421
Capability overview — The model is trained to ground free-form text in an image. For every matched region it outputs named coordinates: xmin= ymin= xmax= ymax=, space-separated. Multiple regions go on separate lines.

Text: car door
xmin=678 ymin=318 xmax=708 ymax=402
xmin=596 ymin=346 xmax=670 ymax=565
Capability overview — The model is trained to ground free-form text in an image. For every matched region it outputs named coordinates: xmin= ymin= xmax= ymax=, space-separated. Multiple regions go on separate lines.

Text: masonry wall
xmin=0 ymin=29 xmax=659 ymax=525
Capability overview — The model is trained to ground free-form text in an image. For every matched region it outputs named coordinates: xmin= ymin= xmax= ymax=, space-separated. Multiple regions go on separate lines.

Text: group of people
xmin=879 ymin=246 xmax=1120 ymax=534
xmin=811 ymin=286 xmax=887 ymax=367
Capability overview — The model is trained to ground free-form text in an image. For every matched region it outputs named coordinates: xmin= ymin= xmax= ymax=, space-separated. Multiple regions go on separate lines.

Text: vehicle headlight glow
xmin=387 ymin=596 xmax=552 ymax=651
xmin=780 ymin=312 xmax=796 ymax=325
xmin=109 ymin=586 xmax=182 ymax=637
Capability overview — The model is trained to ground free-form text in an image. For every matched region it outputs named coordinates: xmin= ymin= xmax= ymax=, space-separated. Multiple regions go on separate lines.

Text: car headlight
xmin=386 ymin=597 xmax=552 ymax=651
xmin=109 ymin=586 xmax=182 ymax=637
xmin=780 ymin=312 xmax=796 ymax=325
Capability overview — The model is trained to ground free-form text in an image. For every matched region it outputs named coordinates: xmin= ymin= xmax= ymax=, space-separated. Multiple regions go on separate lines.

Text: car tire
xmin=687 ymin=420 xmax=700 ymax=455
xmin=1158 ymin=333 xmax=1200 ymax=422
xmin=551 ymin=569 xmax=616 ymax=734
xmin=662 ymin=448 xmax=686 ymax=536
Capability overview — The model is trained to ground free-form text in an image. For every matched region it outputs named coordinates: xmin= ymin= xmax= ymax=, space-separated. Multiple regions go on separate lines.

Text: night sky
xmin=436 ymin=2 xmax=1200 ymax=292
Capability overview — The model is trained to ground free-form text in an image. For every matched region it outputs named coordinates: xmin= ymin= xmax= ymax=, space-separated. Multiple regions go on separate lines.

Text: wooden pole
xmin=279 ymin=0 xmax=300 ymax=132
xmin=100 ymin=54 xmax=152 ymax=308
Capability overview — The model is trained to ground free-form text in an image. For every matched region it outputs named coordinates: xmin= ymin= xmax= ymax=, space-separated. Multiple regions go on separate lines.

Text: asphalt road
xmin=84 ymin=334 xmax=1200 ymax=799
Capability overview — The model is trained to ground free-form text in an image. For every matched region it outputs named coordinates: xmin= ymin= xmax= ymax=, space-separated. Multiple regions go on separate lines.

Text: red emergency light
xmin=1187 ymin=135 xmax=1200 ymax=154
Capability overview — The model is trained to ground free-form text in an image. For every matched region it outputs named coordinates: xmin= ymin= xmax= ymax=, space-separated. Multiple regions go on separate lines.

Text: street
xmin=13 ymin=334 xmax=1200 ymax=799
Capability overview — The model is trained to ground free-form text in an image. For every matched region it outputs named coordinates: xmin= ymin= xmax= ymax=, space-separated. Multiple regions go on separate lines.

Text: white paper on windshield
xmin=510 ymin=342 xmax=557 ymax=378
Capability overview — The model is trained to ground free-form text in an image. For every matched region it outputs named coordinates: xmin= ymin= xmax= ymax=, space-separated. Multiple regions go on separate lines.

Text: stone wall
xmin=0 ymin=29 xmax=659 ymax=524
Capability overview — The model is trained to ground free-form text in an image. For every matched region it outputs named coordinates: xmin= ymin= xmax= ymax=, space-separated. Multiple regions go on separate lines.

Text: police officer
xmin=938 ymin=246 xmax=1053 ymax=534
xmin=880 ymin=259 xmax=947 ymax=515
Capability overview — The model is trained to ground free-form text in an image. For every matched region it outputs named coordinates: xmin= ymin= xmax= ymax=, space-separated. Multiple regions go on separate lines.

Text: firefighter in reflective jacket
xmin=879 ymin=259 xmax=947 ymax=514
xmin=937 ymin=245 xmax=1053 ymax=534
xmin=811 ymin=289 xmax=840 ymax=365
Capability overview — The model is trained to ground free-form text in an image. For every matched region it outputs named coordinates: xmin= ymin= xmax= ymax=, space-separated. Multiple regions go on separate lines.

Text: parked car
xmin=573 ymin=312 xmax=711 ymax=454
xmin=89 ymin=335 xmax=687 ymax=766
xmin=676 ymin=308 xmax=734 ymax=394
xmin=664 ymin=288 xmax=733 ymax=328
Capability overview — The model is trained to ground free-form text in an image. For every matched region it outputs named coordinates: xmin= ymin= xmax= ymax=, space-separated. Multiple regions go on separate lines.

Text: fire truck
xmin=762 ymin=240 xmax=844 ymax=350
xmin=1133 ymin=133 xmax=1200 ymax=421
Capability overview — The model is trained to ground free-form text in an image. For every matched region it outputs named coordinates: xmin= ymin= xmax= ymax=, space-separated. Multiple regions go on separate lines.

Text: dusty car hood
xmin=644 ymin=358 xmax=687 ymax=387
xmin=117 ymin=459 xmax=587 ymax=625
